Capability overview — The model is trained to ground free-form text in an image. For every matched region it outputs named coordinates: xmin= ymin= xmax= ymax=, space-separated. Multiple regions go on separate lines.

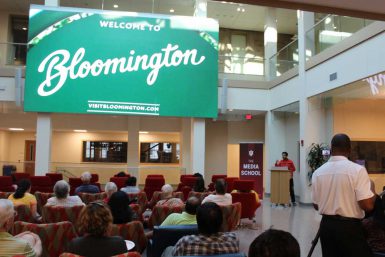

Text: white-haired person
xmin=0 ymin=199 xmax=42 ymax=257
xmin=103 ymin=182 xmax=118 ymax=203
xmin=46 ymin=180 xmax=84 ymax=207
xmin=156 ymin=184 xmax=184 ymax=208
xmin=74 ymin=172 xmax=100 ymax=194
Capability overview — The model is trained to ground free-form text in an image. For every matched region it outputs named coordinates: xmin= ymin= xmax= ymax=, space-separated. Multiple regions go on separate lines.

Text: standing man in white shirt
xmin=312 ymin=134 xmax=376 ymax=257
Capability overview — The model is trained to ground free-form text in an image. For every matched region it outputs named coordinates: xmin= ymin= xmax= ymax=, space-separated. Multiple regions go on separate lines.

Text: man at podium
xmin=275 ymin=152 xmax=296 ymax=205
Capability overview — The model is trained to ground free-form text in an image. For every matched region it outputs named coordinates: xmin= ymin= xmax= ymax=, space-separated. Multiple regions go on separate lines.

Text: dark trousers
xmin=289 ymin=178 xmax=295 ymax=203
xmin=320 ymin=216 xmax=373 ymax=257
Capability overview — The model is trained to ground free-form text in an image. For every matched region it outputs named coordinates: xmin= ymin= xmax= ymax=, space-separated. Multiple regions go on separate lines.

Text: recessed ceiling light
xmin=9 ymin=128 xmax=24 ymax=131
xmin=139 ymin=131 xmax=149 ymax=134
xmin=237 ymin=7 xmax=240 ymax=11
xmin=113 ymin=4 xmax=119 ymax=8
xmin=74 ymin=129 xmax=87 ymax=133
xmin=169 ymin=9 xmax=175 ymax=13
xmin=22 ymin=27 xmax=27 ymax=31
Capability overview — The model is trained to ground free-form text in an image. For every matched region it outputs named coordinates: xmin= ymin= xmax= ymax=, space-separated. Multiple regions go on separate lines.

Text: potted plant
xmin=307 ymin=143 xmax=330 ymax=184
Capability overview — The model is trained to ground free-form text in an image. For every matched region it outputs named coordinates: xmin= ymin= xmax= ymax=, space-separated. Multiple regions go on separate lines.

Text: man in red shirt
xmin=275 ymin=152 xmax=297 ymax=205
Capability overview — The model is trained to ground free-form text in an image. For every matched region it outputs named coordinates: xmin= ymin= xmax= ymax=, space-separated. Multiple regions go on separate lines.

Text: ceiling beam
xmin=213 ymin=0 xmax=385 ymax=21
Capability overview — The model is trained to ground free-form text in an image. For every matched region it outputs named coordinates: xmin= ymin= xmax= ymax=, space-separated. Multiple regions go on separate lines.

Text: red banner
xmin=239 ymin=143 xmax=264 ymax=199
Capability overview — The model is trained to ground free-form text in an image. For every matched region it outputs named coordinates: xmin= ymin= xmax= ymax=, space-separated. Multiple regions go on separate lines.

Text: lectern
xmin=270 ymin=167 xmax=291 ymax=205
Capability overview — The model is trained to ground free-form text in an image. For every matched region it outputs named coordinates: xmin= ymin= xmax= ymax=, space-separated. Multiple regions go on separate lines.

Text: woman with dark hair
xmin=108 ymin=191 xmax=133 ymax=224
xmin=8 ymin=179 xmax=39 ymax=219
xmin=193 ymin=177 xmax=206 ymax=193
xmin=68 ymin=201 xmax=127 ymax=256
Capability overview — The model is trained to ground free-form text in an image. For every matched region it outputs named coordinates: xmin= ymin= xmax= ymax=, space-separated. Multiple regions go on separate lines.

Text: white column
xmin=127 ymin=117 xmax=140 ymax=179
xmin=45 ymin=0 xmax=60 ymax=6
xmin=194 ymin=0 xmax=207 ymax=18
xmin=264 ymin=7 xmax=277 ymax=80
xmin=35 ymin=113 xmax=52 ymax=175
xmin=181 ymin=118 xmax=192 ymax=174
xmin=191 ymin=118 xmax=205 ymax=176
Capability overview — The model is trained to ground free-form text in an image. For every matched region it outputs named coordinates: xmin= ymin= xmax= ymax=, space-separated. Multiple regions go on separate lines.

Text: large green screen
xmin=24 ymin=5 xmax=219 ymax=118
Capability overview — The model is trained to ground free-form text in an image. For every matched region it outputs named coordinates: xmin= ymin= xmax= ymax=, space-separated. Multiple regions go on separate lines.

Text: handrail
xmin=218 ymin=54 xmax=264 ymax=61
xmin=306 ymin=14 xmax=332 ymax=34
xmin=269 ymin=39 xmax=298 ymax=61
xmin=0 ymin=42 xmax=28 ymax=46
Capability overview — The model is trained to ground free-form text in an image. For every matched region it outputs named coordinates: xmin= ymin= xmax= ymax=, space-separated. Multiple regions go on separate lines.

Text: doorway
xmin=24 ymin=140 xmax=36 ymax=176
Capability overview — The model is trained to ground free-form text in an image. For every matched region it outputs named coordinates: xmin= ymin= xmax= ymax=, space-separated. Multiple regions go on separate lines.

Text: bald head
xmin=331 ymin=134 xmax=351 ymax=157
xmin=185 ymin=196 xmax=200 ymax=215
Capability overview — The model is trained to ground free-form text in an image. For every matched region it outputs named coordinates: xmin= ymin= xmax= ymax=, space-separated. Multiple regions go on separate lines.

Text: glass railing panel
xmin=269 ymin=39 xmax=298 ymax=79
xmin=0 ymin=42 xmax=28 ymax=66
xmin=218 ymin=55 xmax=264 ymax=76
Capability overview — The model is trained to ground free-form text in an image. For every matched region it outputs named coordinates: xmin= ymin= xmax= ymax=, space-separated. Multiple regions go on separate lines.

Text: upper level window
xmin=9 ymin=16 xmax=28 ymax=65
xmin=83 ymin=141 xmax=127 ymax=163
xmin=140 ymin=142 xmax=180 ymax=163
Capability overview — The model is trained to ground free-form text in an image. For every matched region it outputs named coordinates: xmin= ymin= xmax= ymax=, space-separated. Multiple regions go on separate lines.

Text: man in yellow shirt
xmin=161 ymin=197 xmax=200 ymax=226
xmin=0 ymin=199 xmax=41 ymax=257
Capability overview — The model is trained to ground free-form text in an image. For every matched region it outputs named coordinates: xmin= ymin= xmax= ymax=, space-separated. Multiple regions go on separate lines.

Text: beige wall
xmin=0 ymin=130 xmax=10 ymax=162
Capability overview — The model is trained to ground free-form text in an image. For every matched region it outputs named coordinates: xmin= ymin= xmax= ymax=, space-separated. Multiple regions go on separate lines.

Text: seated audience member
xmin=108 ymin=191 xmax=133 ymax=224
xmin=120 ymin=176 xmax=140 ymax=194
xmin=193 ymin=177 xmax=206 ymax=193
xmin=74 ymin=172 xmax=100 ymax=194
xmin=46 ymin=180 xmax=84 ymax=207
xmin=157 ymin=184 xmax=184 ymax=208
xmin=8 ymin=179 xmax=39 ymax=220
xmin=67 ymin=201 xmax=127 ymax=256
xmin=104 ymin=182 xmax=118 ymax=203
xmin=362 ymin=194 xmax=385 ymax=252
xmin=0 ymin=199 xmax=42 ymax=257
xmin=163 ymin=202 xmax=239 ymax=256
xmin=202 ymin=179 xmax=232 ymax=205
xmin=161 ymin=197 xmax=200 ymax=226
xmin=248 ymin=229 xmax=300 ymax=257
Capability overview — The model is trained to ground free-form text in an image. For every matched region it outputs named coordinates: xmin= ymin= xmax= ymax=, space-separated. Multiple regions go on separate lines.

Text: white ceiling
xmin=0 ymin=0 xmax=298 ymax=34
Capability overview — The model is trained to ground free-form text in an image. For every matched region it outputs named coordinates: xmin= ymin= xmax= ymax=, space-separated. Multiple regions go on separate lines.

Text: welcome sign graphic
xmin=24 ymin=5 xmax=219 ymax=118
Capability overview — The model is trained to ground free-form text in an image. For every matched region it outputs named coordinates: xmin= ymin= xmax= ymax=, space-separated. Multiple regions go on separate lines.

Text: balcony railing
xmin=0 ymin=42 xmax=28 ymax=66
xmin=305 ymin=14 xmax=374 ymax=58
xmin=269 ymin=39 xmax=299 ymax=79
xmin=218 ymin=54 xmax=264 ymax=76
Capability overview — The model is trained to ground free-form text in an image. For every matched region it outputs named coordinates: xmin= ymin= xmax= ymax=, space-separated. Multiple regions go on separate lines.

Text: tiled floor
xmin=235 ymin=198 xmax=322 ymax=257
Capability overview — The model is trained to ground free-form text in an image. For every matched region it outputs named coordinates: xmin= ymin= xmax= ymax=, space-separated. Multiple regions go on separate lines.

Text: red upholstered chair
xmin=14 ymin=205 xmax=36 ymax=223
xmin=13 ymin=221 xmax=77 ymax=257
xmin=0 ymin=191 xmax=13 ymax=199
xmin=231 ymin=180 xmax=261 ymax=220
xmin=113 ymin=173 xmax=130 ymax=178
xmin=149 ymin=204 xmax=185 ymax=229
xmin=12 ymin=173 xmax=30 ymax=183
xmin=109 ymin=221 xmax=148 ymax=253
xmin=126 ymin=192 xmax=148 ymax=215
xmin=42 ymin=205 xmax=85 ymax=225
xmin=45 ymin=173 xmax=63 ymax=184
xmin=0 ymin=176 xmax=15 ymax=192
xmin=208 ymin=174 xmax=227 ymax=191
xmin=176 ymin=175 xmax=195 ymax=191
xmin=68 ymin=178 xmax=83 ymax=195
xmin=90 ymin=173 xmax=99 ymax=183
xmin=110 ymin=177 xmax=128 ymax=189
xmin=148 ymin=191 xmax=184 ymax=209
xmin=187 ymin=191 xmax=211 ymax=202
xmin=144 ymin=177 xmax=165 ymax=200
xmin=30 ymin=176 xmax=53 ymax=193
xmin=130 ymin=203 xmax=142 ymax=221
xmin=147 ymin=175 xmax=164 ymax=178
xmin=225 ymin=177 xmax=240 ymax=193
xmin=78 ymin=192 xmax=106 ymax=204
xmin=220 ymin=202 xmax=241 ymax=232
xmin=60 ymin=252 xmax=141 ymax=257
xmin=35 ymin=192 xmax=55 ymax=215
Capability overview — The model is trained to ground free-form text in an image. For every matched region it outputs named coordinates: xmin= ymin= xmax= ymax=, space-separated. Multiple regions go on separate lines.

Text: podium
xmin=270 ymin=167 xmax=291 ymax=205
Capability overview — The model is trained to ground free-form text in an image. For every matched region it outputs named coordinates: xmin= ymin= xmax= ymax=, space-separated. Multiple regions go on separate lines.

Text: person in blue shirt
xmin=75 ymin=172 xmax=100 ymax=194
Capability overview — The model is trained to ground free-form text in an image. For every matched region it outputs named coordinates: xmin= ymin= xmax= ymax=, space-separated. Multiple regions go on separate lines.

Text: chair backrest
xmin=13 ymin=221 xmax=77 ymax=257
xmin=225 ymin=177 xmax=240 ymax=193
xmin=35 ymin=192 xmax=55 ymax=215
xmin=59 ymin=252 xmax=141 ymax=257
xmin=187 ymin=191 xmax=211 ymax=202
xmin=149 ymin=204 xmax=185 ymax=229
xmin=68 ymin=178 xmax=82 ymax=195
xmin=231 ymin=192 xmax=260 ymax=219
xmin=149 ymin=225 xmax=199 ymax=257
xmin=148 ymin=191 xmax=184 ymax=209
xmin=42 ymin=205 xmax=85 ymax=225
xmin=45 ymin=173 xmax=63 ymax=184
xmin=147 ymin=175 xmax=164 ymax=179
xmin=14 ymin=204 xmax=36 ymax=223
xmin=126 ymin=192 xmax=148 ymax=214
xmin=0 ymin=176 xmax=15 ymax=192
xmin=109 ymin=221 xmax=148 ymax=253
xmin=233 ymin=180 xmax=254 ymax=191
xmin=183 ymin=254 xmax=246 ymax=257
xmin=78 ymin=192 xmax=106 ymax=204
xmin=90 ymin=173 xmax=99 ymax=183
xmin=12 ymin=173 xmax=30 ymax=183
xmin=0 ymin=191 xmax=13 ymax=199
xmin=110 ymin=177 xmax=128 ymax=189
xmin=182 ymin=177 xmax=199 ymax=187
xmin=220 ymin=202 xmax=241 ymax=232
xmin=180 ymin=175 xmax=195 ymax=183
xmin=30 ymin=176 xmax=53 ymax=193
xmin=144 ymin=177 xmax=165 ymax=199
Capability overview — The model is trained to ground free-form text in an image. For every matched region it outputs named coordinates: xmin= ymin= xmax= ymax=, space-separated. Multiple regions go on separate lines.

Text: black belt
xmin=322 ymin=215 xmax=361 ymax=222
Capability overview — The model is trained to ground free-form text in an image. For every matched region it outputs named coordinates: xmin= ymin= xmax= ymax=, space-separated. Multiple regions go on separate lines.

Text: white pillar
xmin=191 ymin=118 xmax=205 ymax=176
xmin=127 ymin=117 xmax=140 ymax=179
xmin=194 ymin=0 xmax=207 ymax=18
xmin=45 ymin=0 xmax=60 ymax=6
xmin=264 ymin=7 xmax=277 ymax=80
xmin=35 ymin=113 xmax=52 ymax=175
xmin=181 ymin=118 xmax=192 ymax=174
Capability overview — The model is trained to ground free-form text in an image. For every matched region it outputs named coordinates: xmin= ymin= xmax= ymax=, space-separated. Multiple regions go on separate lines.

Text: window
xmin=9 ymin=16 xmax=28 ymax=65
xmin=350 ymin=141 xmax=385 ymax=174
xmin=83 ymin=141 xmax=127 ymax=163
xmin=140 ymin=142 xmax=180 ymax=163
